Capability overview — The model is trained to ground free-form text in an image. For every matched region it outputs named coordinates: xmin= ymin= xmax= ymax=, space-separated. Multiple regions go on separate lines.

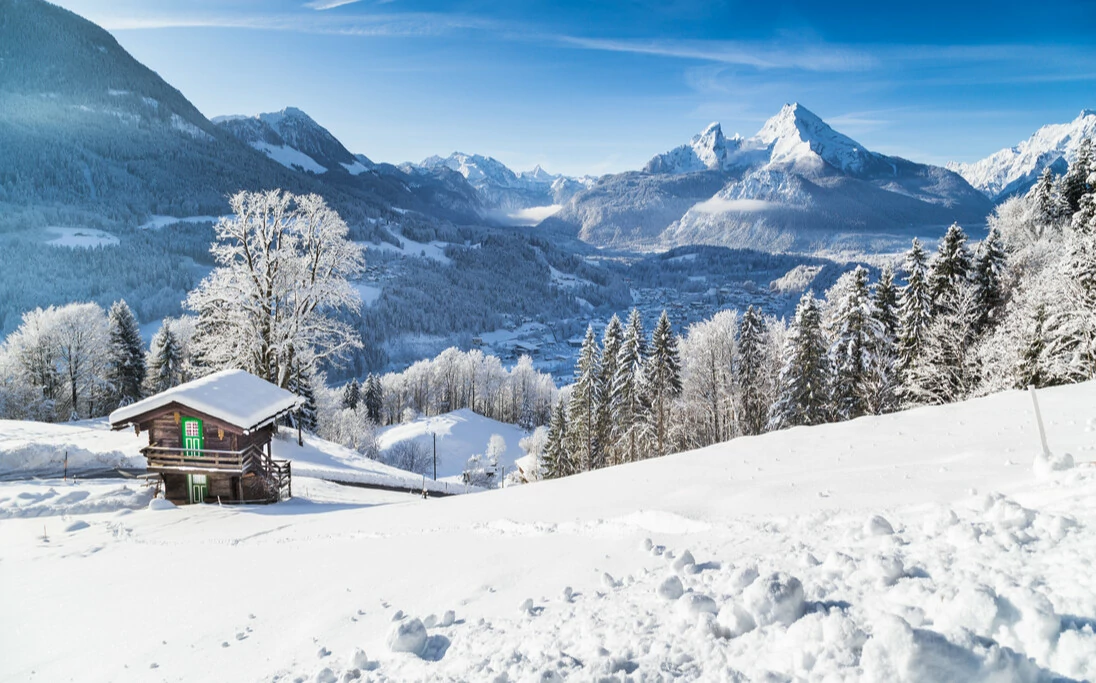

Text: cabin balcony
xmin=142 ymin=444 xmax=287 ymax=477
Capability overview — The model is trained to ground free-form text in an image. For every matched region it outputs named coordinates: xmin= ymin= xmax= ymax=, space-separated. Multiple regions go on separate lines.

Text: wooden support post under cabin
xmin=297 ymin=411 xmax=303 ymax=447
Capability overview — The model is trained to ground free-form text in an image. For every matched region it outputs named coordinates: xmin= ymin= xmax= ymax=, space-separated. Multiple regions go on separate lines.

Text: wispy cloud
xmin=556 ymin=36 xmax=876 ymax=72
xmin=305 ymin=0 xmax=363 ymax=9
xmin=96 ymin=10 xmax=498 ymax=36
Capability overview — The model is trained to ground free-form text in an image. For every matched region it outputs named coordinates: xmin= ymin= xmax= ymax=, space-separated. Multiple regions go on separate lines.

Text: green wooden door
xmin=181 ymin=417 xmax=206 ymax=503
xmin=187 ymin=474 xmax=208 ymax=504
xmin=181 ymin=417 xmax=204 ymax=457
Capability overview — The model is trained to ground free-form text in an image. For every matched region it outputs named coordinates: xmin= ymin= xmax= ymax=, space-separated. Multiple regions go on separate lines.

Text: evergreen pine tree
xmin=106 ymin=300 xmax=146 ymax=408
xmin=1017 ymin=303 xmax=1050 ymax=389
xmin=596 ymin=315 xmax=624 ymax=465
xmin=611 ymin=309 xmax=648 ymax=463
xmin=342 ymin=378 xmax=362 ymax=410
xmin=928 ymin=223 xmax=973 ymax=312
xmin=903 ymin=284 xmax=978 ymax=406
xmin=1062 ymin=137 xmax=1094 ymax=214
xmin=288 ymin=363 xmax=319 ymax=432
xmin=971 ymin=227 xmax=1007 ymax=335
xmin=827 ymin=268 xmax=883 ymax=421
xmin=542 ymin=401 xmax=571 ymax=479
xmin=364 ymin=374 xmax=383 ymax=424
xmin=1072 ymin=188 xmax=1096 ymax=235
xmin=768 ymin=291 xmax=830 ymax=430
xmin=145 ymin=320 xmax=184 ymax=394
xmin=566 ymin=326 xmax=601 ymax=471
xmin=872 ymin=265 xmax=899 ymax=343
xmin=1029 ymin=167 xmax=1065 ymax=231
xmin=896 ymin=239 xmax=933 ymax=384
xmin=645 ymin=311 xmax=682 ymax=456
xmin=735 ymin=305 xmax=769 ymax=436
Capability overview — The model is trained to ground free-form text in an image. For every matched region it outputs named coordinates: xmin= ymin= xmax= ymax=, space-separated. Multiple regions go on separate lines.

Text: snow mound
xmin=387 ymin=618 xmax=427 ymax=655
xmin=148 ymin=497 xmax=176 ymax=511
xmin=741 ymin=572 xmax=806 ymax=627
xmin=1033 ymin=450 xmax=1073 ymax=479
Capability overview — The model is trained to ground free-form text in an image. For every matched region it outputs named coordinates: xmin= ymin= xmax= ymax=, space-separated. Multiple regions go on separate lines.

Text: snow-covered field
xmin=3 ymin=384 xmax=1096 ymax=682
xmin=43 ymin=227 xmax=120 ymax=248
xmin=377 ymin=408 xmax=528 ymax=481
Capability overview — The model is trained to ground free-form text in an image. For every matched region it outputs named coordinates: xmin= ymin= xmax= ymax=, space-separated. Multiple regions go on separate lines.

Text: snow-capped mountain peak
xmin=751 ymin=102 xmax=874 ymax=174
xmin=947 ymin=109 xmax=1096 ymax=200
xmin=213 ymin=106 xmax=367 ymax=175
xmin=644 ymin=121 xmax=740 ymax=173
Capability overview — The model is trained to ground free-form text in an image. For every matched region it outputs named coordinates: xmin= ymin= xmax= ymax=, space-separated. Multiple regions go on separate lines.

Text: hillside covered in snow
xmin=3 ymin=383 xmax=1095 ymax=681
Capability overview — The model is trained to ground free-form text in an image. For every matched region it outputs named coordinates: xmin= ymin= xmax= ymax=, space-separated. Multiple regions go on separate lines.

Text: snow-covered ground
xmin=3 ymin=384 xmax=1096 ymax=682
xmin=43 ymin=227 xmax=120 ymax=248
xmin=377 ymin=408 xmax=528 ymax=481
xmin=367 ymin=237 xmax=451 ymax=263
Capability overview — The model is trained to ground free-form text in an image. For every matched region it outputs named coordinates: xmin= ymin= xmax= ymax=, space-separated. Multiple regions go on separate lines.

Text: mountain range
xmin=1 ymin=0 xmax=1091 ymax=258
xmin=543 ymin=104 xmax=994 ymax=253
xmin=947 ymin=109 xmax=1096 ymax=201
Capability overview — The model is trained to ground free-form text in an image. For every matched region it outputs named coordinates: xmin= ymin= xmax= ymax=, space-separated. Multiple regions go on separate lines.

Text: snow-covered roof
xmin=109 ymin=369 xmax=304 ymax=432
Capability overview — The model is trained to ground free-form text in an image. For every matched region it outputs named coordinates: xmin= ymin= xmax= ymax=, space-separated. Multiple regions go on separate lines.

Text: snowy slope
xmin=3 ymin=383 xmax=1095 ymax=681
xmin=376 ymin=409 xmax=529 ymax=480
xmin=947 ymin=109 xmax=1096 ymax=201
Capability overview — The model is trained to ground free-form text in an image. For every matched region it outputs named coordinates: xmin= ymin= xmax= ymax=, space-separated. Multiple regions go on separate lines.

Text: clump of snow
xmin=656 ymin=575 xmax=684 ymax=601
xmin=1033 ymin=450 xmax=1074 ymax=479
xmin=348 ymin=648 xmax=369 ymax=669
xmin=671 ymin=549 xmax=696 ymax=574
xmin=439 ymin=610 xmax=455 ymax=628
xmin=148 ymin=498 xmax=175 ymax=511
xmin=864 ymin=514 xmax=895 ymax=536
xmin=715 ymin=602 xmax=757 ymax=638
xmin=386 ymin=618 xmax=427 ymax=655
xmin=675 ymin=593 xmax=718 ymax=619
xmin=741 ymin=572 xmax=806 ymax=627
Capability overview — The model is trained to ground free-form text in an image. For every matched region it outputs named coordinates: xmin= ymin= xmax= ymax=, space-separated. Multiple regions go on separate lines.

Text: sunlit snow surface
xmin=2 ymin=384 xmax=1096 ymax=681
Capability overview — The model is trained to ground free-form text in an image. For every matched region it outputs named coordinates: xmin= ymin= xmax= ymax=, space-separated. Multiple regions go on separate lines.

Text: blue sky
xmin=55 ymin=0 xmax=1096 ymax=176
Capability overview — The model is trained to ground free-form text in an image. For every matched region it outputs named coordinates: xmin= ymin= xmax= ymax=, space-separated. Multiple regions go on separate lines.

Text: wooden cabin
xmin=109 ymin=369 xmax=304 ymax=505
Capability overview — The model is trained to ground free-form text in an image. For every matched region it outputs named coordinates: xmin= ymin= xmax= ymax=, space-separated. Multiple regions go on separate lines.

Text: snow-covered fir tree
xmin=1016 ymin=303 xmax=1050 ymax=389
xmin=286 ymin=362 xmax=319 ymax=432
xmin=566 ymin=326 xmax=601 ymax=471
xmin=145 ymin=319 xmax=185 ymax=395
xmin=646 ymin=311 xmax=682 ymax=457
xmin=105 ymin=300 xmax=145 ymax=409
xmin=735 ymin=306 xmax=769 ymax=436
xmin=341 ymin=378 xmax=361 ymax=410
xmin=541 ymin=401 xmax=571 ymax=479
xmin=928 ymin=223 xmax=972 ymax=313
xmin=903 ymin=284 xmax=979 ymax=406
xmin=768 ymin=291 xmax=830 ymax=430
xmin=596 ymin=315 xmax=624 ymax=466
xmin=826 ymin=267 xmax=885 ymax=421
xmin=873 ymin=265 xmax=899 ymax=343
xmin=1029 ymin=167 xmax=1067 ymax=234
xmin=896 ymin=238 xmax=933 ymax=385
xmin=971 ymin=227 xmax=1007 ymax=335
xmin=1062 ymin=136 xmax=1094 ymax=214
xmin=611 ymin=309 xmax=649 ymax=463
xmin=364 ymin=374 xmax=383 ymax=424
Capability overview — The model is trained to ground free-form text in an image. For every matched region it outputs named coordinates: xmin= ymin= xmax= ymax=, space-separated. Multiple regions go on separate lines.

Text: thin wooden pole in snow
xmin=1028 ymin=386 xmax=1051 ymax=457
